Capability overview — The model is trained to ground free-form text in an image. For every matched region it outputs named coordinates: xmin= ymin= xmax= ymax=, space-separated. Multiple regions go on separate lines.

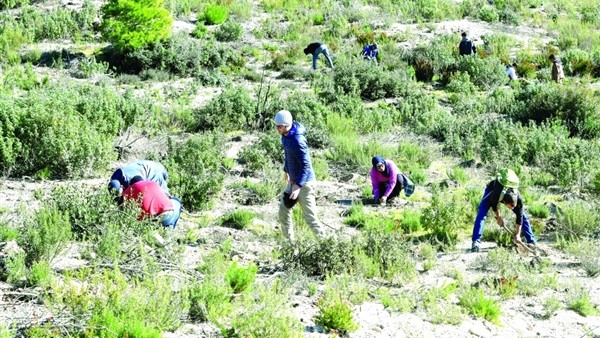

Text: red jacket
xmin=123 ymin=181 xmax=173 ymax=219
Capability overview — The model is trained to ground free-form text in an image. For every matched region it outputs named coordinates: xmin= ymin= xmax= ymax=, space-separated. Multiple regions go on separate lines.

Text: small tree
xmin=101 ymin=0 xmax=172 ymax=52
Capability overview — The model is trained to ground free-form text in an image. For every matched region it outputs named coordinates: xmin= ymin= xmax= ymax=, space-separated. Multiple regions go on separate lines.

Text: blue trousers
xmin=313 ymin=45 xmax=334 ymax=70
xmin=160 ymin=197 xmax=182 ymax=229
xmin=472 ymin=186 xmax=536 ymax=244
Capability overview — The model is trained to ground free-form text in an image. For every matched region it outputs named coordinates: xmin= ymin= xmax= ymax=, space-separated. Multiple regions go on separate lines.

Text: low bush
xmin=456 ymin=55 xmax=507 ymax=90
xmin=165 ymin=133 xmax=225 ymax=211
xmin=528 ymin=203 xmax=549 ymax=218
xmin=188 ymin=279 xmax=233 ymax=322
xmin=225 ymin=285 xmax=303 ymax=338
xmin=0 ymin=0 xmax=28 ymax=9
xmin=204 ymin=4 xmax=228 ymax=25
xmin=421 ymin=189 xmax=471 ymax=250
xmin=405 ymin=34 xmax=457 ymax=83
xmin=192 ymin=86 xmax=257 ymax=132
xmin=26 ymin=260 xmax=52 ymax=288
xmin=567 ymin=285 xmax=599 ymax=316
xmin=20 ymin=207 xmax=72 ymax=266
xmin=215 ymin=21 xmax=243 ymax=42
xmin=556 ymin=200 xmax=599 ymax=239
xmin=315 ymin=290 xmax=358 ymax=334
xmin=513 ymin=83 xmax=600 ymax=139
xmin=459 ymin=287 xmax=501 ymax=324
xmin=220 ymin=210 xmax=255 ymax=230
xmin=101 ymin=0 xmax=172 ymax=52
xmin=225 ymin=261 xmax=258 ymax=293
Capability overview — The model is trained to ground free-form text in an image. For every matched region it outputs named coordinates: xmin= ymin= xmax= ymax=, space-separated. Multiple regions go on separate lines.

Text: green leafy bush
xmin=0 ymin=0 xmax=28 ymax=9
xmin=456 ymin=55 xmax=507 ymax=90
xmin=557 ymin=201 xmax=600 ymax=239
xmin=192 ymin=86 xmax=257 ymax=132
xmin=204 ymin=4 xmax=228 ymax=25
xmin=101 ymin=0 xmax=172 ymax=52
xmin=166 ymin=133 xmax=225 ymax=211
xmin=26 ymin=260 xmax=52 ymax=288
xmin=220 ymin=210 xmax=255 ymax=230
xmin=405 ymin=34 xmax=457 ymax=83
xmin=514 ymin=82 xmax=600 ymax=139
xmin=188 ymin=279 xmax=233 ymax=322
xmin=315 ymin=290 xmax=358 ymax=334
xmin=459 ymin=288 xmax=501 ymax=324
xmin=226 ymin=285 xmax=303 ymax=338
xmin=421 ymin=189 xmax=471 ymax=250
xmin=328 ymin=59 xmax=409 ymax=100
xmin=225 ymin=261 xmax=258 ymax=293
xmin=215 ymin=21 xmax=243 ymax=42
xmin=20 ymin=207 xmax=72 ymax=266
xmin=528 ymin=203 xmax=549 ymax=218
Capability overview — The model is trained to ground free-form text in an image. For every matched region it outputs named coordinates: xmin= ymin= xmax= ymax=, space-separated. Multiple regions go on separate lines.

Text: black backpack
xmin=459 ymin=39 xmax=473 ymax=55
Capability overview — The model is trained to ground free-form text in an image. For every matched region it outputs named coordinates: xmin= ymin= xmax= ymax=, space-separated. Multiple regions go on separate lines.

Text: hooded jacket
xmin=281 ymin=122 xmax=315 ymax=187
xmin=110 ymin=160 xmax=169 ymax=193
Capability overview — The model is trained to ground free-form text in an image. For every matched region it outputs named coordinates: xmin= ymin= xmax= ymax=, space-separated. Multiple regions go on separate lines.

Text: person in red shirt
xmin=121 ymin=176 xmax=182 ymax=228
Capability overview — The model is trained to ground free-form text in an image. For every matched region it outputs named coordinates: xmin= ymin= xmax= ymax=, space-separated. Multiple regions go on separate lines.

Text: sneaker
xmin=471 ymin=242 xmax=480 ymax=253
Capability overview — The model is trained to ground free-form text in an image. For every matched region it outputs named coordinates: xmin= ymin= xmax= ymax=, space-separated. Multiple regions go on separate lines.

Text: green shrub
xmin=399 ymin=209 xmax=422 ymax=233
xmin=478 ymin=5 xmax=499 ymax=22
xmin=360 ymin=227 xmax=417 ymax=282
xmin=21 ymin=207 xmax=72 ymax=266
xmin=528 ymin=203 xmax=549 ymax=218
xmin=514 ymin=83 xmax=600 ymax=139
xmin=192 ymin=21 xmax=208 ymax=38
xmin=447 ymin=71 xmax=477 ymax=94
xmin=315 ymin=290 xmax=358 ymax=334
xmin=421 ymin=189 xmax=470 ymax=250
xmin=166 ymin=133 xmax=225 ymax=211
xmin=562 ymin=49 xmax=594 ymax=76
xmin=225 ymin=261 xmax=258 ymax=293
xmin=226 ymin=285 xmax=303 ymax=338
xmin=192 ymin=86 xmax=257 ymax=132
xmin=233 ymin=179 xmax=280 ymax=205
xmin=215 ymin=21 xmax=243 ymax=42
xmin=204 ymin=4 xmax=228 ymax=25
xmin=459 ymin=288 xmax=501 ymax=324
xmin=567 ymin=286 xmax=599 ymax=316
xmin=2 ymin=252 xmax=26 ymax=284
xmin=405 ymin=34 xmax=457 ymax=83
xmin=456 ymin=55 xmax=507 ymax=90
xmin=220 ymin=210 xmax=255 ymax=230
xmin=557 ymin=201 xmax=599 ymax=239
xmin=343 ymin=204 xmax=370 ymax=228
xmin=26 ymin=260 xmax=52 ymax=288
xmin=328 ymin=59 xmax=409 ymax=100
xmin=0 ymin=0 xmax=28 ymax=9
xmin=101 ymin=0 xmax=172 ymax=52
xmin=281 ymin=236 xmax=356 ymax=277
xmin=542 ymin=295 xmax=561 ymax=319
xmin=113 ymin=34 xmax=238 ymax=79
xmin=188 ymin=279 xmax=233 ymax=322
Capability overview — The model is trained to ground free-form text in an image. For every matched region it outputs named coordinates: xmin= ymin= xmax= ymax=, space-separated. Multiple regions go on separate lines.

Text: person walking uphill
xmin=471 ymin=169 xmax=536 ymax=252
xmin=121 ymin=176 xmax=182 ymax=228
xmin=304 ymin=42 xmax=334 ymax=70
xmin=275 ymin=110 xmax=324 ymax=241
xmin=370 ymin=156 xmax=414 ymax=205
xmin=108 ymin=160 xmax=169 ymax=195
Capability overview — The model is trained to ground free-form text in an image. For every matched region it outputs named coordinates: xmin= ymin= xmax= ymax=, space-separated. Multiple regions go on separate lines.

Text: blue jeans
xmin=472 ymin=187 xmax=536 ymax=244
xmin=313 ymin=44 xmax=334 ymax=70
xmin=160 ymin=197 xmax=182 ymax=229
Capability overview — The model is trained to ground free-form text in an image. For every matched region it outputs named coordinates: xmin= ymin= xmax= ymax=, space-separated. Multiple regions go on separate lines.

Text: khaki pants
xmin=278 ymin=181 xmax=324 ymax=240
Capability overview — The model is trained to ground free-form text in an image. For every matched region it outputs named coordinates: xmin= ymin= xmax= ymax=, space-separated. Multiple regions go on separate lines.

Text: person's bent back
xmin=122 ymin=176 xmax=181 ymax=228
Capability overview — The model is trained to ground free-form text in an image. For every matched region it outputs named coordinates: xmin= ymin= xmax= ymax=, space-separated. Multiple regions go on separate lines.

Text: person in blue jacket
xmin=108 ymin=160 xmax=169 ymax=196
xmin=275 ymin=110 xmax=324 ymax=241
xmin=362 ymin=43 xmax=379 ymax=61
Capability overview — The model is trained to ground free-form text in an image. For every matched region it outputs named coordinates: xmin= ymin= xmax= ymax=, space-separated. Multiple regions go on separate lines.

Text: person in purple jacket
xmin=370 ymin=156 xmax=406 ymax=205
xmin=275 ymin=110 xmax=324 ymax=241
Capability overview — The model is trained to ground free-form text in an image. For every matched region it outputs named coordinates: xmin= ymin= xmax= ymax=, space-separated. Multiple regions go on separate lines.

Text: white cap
xmin=274 ymin=110 xmax=293 ymax=126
